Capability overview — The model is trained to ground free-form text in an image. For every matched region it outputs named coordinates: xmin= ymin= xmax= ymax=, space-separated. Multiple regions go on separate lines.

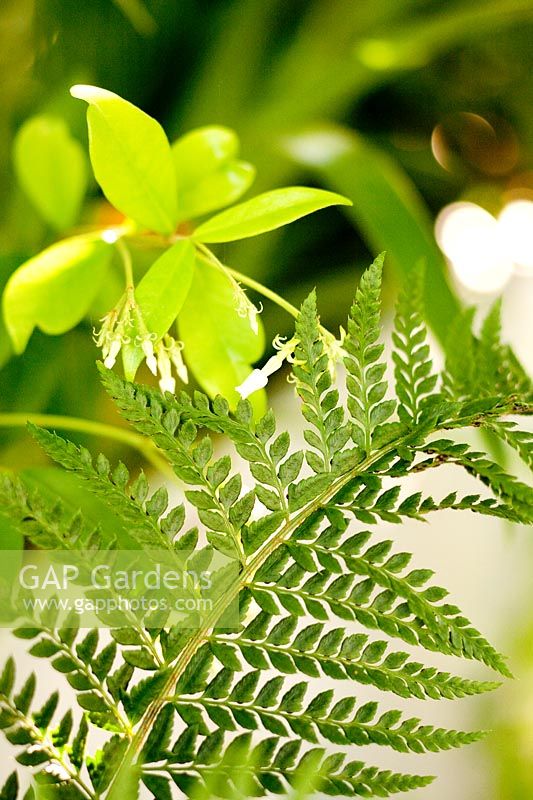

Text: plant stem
xmin=226 ymin=266 xmax=300 ymax=319
xmin=116 ymin=237 xmax=135 ymax=288
xmin=0 ymin=413 xmax=176 ymax=481
xmin=196 ymin=246 xmax=342 ymax=351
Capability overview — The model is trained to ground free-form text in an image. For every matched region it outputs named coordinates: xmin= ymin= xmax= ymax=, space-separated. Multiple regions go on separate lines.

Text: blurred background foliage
xmin=0 ymin=3 xmax=533 ymax=794
xmin=2 ymin=0 xmax=533 ymax=436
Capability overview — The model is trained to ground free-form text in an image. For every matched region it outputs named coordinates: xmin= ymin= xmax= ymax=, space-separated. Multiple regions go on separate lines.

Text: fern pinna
xmin=1 ymin=256 xmax=532 ymax=800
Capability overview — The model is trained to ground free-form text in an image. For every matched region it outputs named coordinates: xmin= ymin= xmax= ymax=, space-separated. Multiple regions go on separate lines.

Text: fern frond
xmin=2 ymin=255 xmax=533 ymax=799
xmin=0 ymin=657 xmax=91 ymax=798
xmin=422 ymin=440 xmax=533 ymax=524
xmin=292 ymin=291 xmax=349 ymax=473
xmin=344 ymin=253 xmax=395 ymax=454
xmin=28 ymin=425 xmax=179 ymax=553
xmin=393 ymin=262 xmax=438 ymax=425
xmin=13 ymin=624 xmax=131 ymax=734
xmin=143 ymin=728 xmax=434 ymax=798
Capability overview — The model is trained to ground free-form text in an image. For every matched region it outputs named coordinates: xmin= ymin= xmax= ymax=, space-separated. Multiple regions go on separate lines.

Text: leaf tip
xmin=70 ymin=84 xmax=112 ymax=104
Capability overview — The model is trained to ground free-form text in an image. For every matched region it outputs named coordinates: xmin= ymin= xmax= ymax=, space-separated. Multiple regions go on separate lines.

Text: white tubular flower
xmin=167 ymin=338 xmax=189 ymax=384
xmin=141 ymin=337 xmax=158 ymax=375
xmin=236 ymin=336 xmax=299 ymax=398
xmin=155 ymin=343 xmax=176 ymax=394
xmin=236 ymin=369 xmax=269 ymax=398
xmin=103 ymin=337 xmax=121 ymax=369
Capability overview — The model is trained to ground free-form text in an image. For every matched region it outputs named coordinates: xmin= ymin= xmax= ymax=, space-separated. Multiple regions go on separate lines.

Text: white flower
xmin=168 ymin=339 xmax=189 ymax=384
xmin=236 ymin=369 xmax=269 ymax=398
xmin=154 ymin=342 xmax=174 ymax=393
xmin=151 ymin=335 xmax=189 ymax=394
xmin=159 ymin=374 xmax=176 ymax=394
xmin=103 ymin=338 xmax=121 ymax=369
xmin=236 ymin=336 xmax=299 ymax=398
xmin=142 ymin=338 xmax=158 ymax=375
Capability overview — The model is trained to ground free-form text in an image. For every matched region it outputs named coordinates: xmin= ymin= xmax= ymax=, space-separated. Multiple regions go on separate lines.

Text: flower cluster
xmin=94 ymin=291 xmax=188 ymax=394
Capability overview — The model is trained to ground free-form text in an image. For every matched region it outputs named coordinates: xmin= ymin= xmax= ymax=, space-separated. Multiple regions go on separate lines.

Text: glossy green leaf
xmin=2 ymin=235 xmax=112 ymax=353
xmin=70 ymin=84 xmax=178 ymax=234
xmin=135 ymin=239 xmax=196 ymax=338
xmin=172 ymin=126 xmax=255 ymax=220
xmin=283 ymin=125 xmax=459 ymax=345
xmin=179 ymin=161 xmax=255 ymax=221
xmin=178 ymin=258 xmax=265 ymax=411
xmin=193 ymin=186 xmax=352 ymax=243
xmin=13 ymin=115 xmax=88 ymax=231
xmin=172 ymin=126 xmax=239 ymax=186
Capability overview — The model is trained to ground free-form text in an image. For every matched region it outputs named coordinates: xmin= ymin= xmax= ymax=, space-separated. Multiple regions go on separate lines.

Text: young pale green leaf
xmin=2 ymin=234 xmax=112 ymax=353
xmin=13 ymin=115 xmax=88 ymax=231
xmin=135 ymin=239 xmax=196 ymax=338
xmin=178 ymin=258 xmax=265 ymax=412
xmin=172 ymin=126 xmax=255 ymax=220
xmin=70 ymin=84 xmax=178 ymax=234
xmin=193 ymin=186 xmax=351 ymax=243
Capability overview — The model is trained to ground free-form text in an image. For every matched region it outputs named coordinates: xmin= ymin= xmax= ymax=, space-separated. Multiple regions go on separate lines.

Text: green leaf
xmin=0 ymin=772 xmax=18 ymax=800
xmin=13 ymin=115 xmax=88 ymax=232
xmin=193 ymin=186 xmax=351 ymax=243
xmin=178 ymin=258 xmax=266 ymax=411
xmin=122 ymin=239 xmax=196 ymax=381
xmin=171 ymin=126 xmax=255 ymax=220
xmin=2 ymin=234 xmax=112 ymax=353
xmin=283 ymin=126 xmax=459 ymax=345
xmin=135 ymin=240 xmax=195 ymax=338
xmin=70 ymin=84 xmax=178 ymax=234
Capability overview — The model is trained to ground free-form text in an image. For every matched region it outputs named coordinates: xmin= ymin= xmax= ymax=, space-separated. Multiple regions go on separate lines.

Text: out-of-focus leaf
xmin=0 ymin=508 xmax=23 ymax=551
xmin=70 ymin=85 xmax=178 ymax=234
xmin=172 ymin=126 xmax=255 ymax=220
xmin=13 ymin=115 xmax=88 ymax=232
xmin=2 ymin=235 xmax=112 ymax=354
xmin=112 ymin=0 xmax=157 ymax=36
xmin=283 ymin=125 xmax=459 ymax=345
xmin=178 ymin=258 xmax=265 ymax=413
xmin=0 ymin=257 xmax=22 ymax=369
xmin=193 ymin=186 xmax=351 ymax=243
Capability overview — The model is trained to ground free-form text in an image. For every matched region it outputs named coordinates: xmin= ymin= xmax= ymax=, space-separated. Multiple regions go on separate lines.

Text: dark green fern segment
xmin=1 ymin=257 xmax=533 ymax=799
xmin=293 ymin=290 xmax=350 ymax=473
xmin=393 ymin=261 xmax=438 ymax=426
xmin=344 ymin=253 xmax=395 ymax=454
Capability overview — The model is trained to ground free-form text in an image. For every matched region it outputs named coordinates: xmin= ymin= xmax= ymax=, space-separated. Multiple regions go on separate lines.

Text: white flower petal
xmin=159 ymin=375 xmax=176 ymax=394
xmin=236 ymin=369 xmax=268 ymax=398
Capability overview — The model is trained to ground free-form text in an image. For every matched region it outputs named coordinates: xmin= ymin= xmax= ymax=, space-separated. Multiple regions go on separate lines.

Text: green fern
xmin=1 ymin=258 xmax=532 ymax=799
